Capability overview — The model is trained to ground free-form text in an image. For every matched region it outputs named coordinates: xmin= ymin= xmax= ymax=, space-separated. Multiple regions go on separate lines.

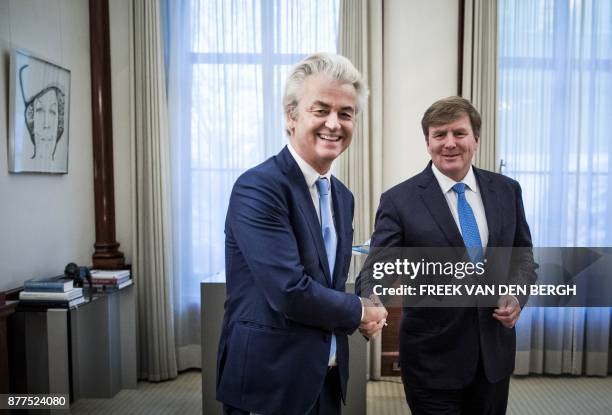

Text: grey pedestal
xmin=70 ymin=284 xmax=137 ymax=399
xmin=13 ymin=284 xmax=137 ymax=403
xmin=8 ymin=308 xmax=71 ymax=415
xmin=201 ymin=282 xmax=367 ymax=415
xmin=20 ymin=309 xmax=71 ymax=396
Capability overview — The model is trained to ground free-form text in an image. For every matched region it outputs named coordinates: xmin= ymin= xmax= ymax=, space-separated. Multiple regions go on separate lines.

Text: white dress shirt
xmin=287 ymin=143 xmax=333 ymax=222
xmin=287 ymin=143 xmax=339 ymax=366
xmin=431 ymin=163 xmax=489 ymax=249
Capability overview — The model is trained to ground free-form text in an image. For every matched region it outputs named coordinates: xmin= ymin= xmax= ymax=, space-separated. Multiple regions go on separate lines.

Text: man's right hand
xmin=359 ymin=298 xmax=388 ymax=338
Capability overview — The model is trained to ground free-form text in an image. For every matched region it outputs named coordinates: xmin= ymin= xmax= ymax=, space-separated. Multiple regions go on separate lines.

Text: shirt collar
xmin=287 ymin=143 xmax=332 ymax=188
xmin=431 ymin=163 xmax=479 ymax=194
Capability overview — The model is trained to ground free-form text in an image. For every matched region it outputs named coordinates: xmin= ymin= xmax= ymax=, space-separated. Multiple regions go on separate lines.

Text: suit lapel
xmin=418 ymin=164 xmax=465 ymax=248
xmin=331 ymin=176 xmax=347 ymax=288
xmin=474 ymin=168 xmax=501 ymax=247
xmin=278 ymin=147 xmax=332 ymax=285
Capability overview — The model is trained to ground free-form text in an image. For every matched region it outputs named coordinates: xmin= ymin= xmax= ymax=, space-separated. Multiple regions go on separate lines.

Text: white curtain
xmin=166 ymin=0 xmax=340 ymax=370
xmin=337 ymin=0 xmax=384 ymax=246
xmin=337 ymin=0 xmax=384 ymax=380
xmin=133 ymin=0 xmax=178 ymax=381
xmin=499 ymin=0 xmax=612 ymax=375
xmin=462 ymin=0 xmax=499 ymax=172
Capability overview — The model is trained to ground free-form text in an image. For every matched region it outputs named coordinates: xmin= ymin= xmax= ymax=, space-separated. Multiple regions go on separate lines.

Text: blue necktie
xmin=452 ymin=183 xmax=483 ymax=262
xmin=316 ymin=177 xmax=337 ymax=364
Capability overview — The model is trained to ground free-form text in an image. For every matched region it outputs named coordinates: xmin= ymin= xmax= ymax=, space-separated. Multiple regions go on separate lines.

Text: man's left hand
xmin=493 ymin=295 xmax=521 ymax=328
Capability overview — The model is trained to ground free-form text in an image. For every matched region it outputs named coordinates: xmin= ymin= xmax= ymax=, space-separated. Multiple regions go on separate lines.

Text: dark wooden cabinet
xmin=0 ymin=300 xmax=18 ymax=393
xmin=381 ymin=307 xmax=402 ymax=376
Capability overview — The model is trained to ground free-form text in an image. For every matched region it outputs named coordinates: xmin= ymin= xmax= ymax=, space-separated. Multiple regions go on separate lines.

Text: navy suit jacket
xmin=359 ymin=163 xmax=537 ymax=389
xmin=217 ymin=146 xmax=362 ymax=414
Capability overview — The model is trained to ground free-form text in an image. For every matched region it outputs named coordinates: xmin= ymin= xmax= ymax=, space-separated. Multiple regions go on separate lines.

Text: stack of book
xmin=19 ymin=276 xmax=85 ymax=308
xmin=90 ymin=269 xmax=132 ymax=290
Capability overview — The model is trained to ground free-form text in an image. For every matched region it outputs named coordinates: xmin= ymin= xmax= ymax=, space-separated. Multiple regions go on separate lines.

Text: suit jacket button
xmin=324 ymin=334 xmax=331 ymax=342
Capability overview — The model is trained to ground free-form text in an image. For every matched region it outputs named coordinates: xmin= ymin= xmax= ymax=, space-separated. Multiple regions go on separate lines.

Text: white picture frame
xmin=8 ymin=49 xmax=71 ymax=174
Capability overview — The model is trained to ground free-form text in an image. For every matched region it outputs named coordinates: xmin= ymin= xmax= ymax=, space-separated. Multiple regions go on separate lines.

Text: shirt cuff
xmin=359 ymin=297 xmax=364 ymax=322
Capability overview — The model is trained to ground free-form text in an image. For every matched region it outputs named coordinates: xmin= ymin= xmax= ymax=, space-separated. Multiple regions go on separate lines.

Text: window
xmin=498 ymin=0 xmax=612 ymax=378
xmin=167 ymin=0 xmax=340 ymax=368
xmin=171 ymin=0 xmax=339 ymax=286
xmin=499 ymin=0 xmax=612 ymax=247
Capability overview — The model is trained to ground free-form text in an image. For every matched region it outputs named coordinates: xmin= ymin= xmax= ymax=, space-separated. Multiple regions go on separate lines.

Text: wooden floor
xmin=69 ymin=371 xmax=612 ymax=414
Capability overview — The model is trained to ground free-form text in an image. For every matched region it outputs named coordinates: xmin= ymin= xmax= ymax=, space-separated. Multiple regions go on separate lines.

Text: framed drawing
xmin=8 ymin=49 xmax=71 ymax=174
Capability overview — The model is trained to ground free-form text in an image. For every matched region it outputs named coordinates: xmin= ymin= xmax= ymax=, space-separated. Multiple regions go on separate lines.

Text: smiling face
xmin=287 ymin=74 xmax=357 ymax=174
xmin=33 ymin=89 xmax=59 ymax=144
xmin=427 ymin=113 xmax=479 ymax=181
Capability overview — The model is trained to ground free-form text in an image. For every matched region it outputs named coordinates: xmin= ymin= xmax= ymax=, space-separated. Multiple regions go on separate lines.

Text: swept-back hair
xmin=283 ymin=53 xmax=368 ymax=135
xmin=421 ymin=96 xmax=481 ymax=141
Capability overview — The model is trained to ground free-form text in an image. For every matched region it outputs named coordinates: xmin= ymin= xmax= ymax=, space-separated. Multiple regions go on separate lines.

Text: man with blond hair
xmin=217 ymin=53 xmax=387 ymax=415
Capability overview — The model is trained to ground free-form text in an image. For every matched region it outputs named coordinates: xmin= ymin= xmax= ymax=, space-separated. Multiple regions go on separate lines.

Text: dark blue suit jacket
xmin=359 ymin=163 xmax=537 ymax=389
xmin=217 ymin=146 xmax=362 ymax=414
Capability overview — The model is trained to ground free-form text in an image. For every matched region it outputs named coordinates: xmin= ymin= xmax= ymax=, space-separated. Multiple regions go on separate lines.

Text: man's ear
xmin=286 ymin=109 xmax=296 ymax=134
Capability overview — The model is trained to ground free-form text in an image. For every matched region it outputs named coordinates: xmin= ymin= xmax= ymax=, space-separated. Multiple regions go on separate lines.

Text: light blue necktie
xmin=452 ymin=183 xmax=483 ymax=262
xmin=316 ymin=177 xmax=337 ymax=364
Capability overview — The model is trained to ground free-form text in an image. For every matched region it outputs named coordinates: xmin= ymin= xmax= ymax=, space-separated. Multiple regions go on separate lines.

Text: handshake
xmin=359 ymin=295 xmax=388 ymax=339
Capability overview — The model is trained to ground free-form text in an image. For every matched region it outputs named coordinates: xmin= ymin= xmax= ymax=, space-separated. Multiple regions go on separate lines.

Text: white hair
xmin=283 ymin=53 xmax=369 ymax=134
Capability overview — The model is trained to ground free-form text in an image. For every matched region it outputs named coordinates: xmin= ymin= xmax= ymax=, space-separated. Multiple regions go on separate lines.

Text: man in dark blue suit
xmin=362 ymin=97 xmax=537 ymax=414
xmin=217 ymin=53 xmax=388 ymax=415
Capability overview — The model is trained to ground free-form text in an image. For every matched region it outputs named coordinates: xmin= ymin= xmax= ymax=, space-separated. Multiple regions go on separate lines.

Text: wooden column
xmin=89 ymin=0 xmax=125 ymax=269
xmin=458 ymin=0 xmax=466 ymax=95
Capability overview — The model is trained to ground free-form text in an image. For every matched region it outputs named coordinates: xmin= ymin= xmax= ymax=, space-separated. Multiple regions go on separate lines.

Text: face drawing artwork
xmin=20 ymin=64 xmax=66 ymax=160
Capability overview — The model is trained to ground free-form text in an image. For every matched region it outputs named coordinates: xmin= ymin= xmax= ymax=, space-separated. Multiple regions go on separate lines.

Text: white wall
xmin=0 ymin=0 xmax=94 ymax=290
xmin=382 ymin=0 xmax=459 ymax=190
xmin=0 ymin=0 xmax=132 ymax=291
